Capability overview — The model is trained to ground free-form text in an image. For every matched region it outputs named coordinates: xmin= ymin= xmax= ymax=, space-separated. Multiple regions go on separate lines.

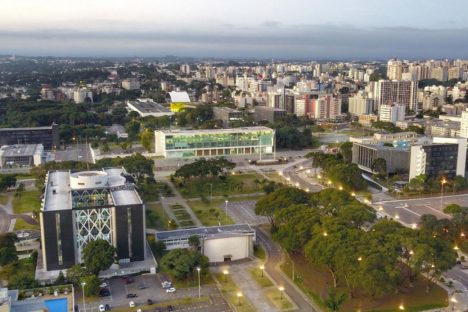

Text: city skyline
xmin=2 ymin=0 xmax=468 ymax=59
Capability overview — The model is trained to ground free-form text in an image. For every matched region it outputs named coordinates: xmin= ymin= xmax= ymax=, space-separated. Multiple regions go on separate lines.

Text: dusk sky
xmin=2 ymin=0 xmax=468 ymax=59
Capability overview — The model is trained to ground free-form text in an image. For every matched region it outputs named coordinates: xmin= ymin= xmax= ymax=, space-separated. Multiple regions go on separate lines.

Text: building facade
xmin=254 ymin=106 xmax=287 ymax=123
xmin=0 ymin=125 xmax=59 ymax=150
xmin=0 ymin=144 xmax=44 ymax=169
xmin=379 ymin=103 xmax=406 ymax=124
xmin=40 ymin=168 xmax=145 ymax=271
xmin=154 ymin=127 xmax=275 ymax=159
xmin=373 ymin=80 xmax=418 ymax=111
xmin=352 ymin=143 xmax=410 ymax=174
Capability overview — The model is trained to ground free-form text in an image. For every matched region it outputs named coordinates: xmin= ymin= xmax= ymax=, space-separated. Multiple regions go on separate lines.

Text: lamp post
xmin=399 ymin=304 xmax=405 ymax=311
xmin=451 ymin=295 xmax=457 ymax=312
xmin=279 ymin=286 xmax=285 ymax=300
xmin=223 ymin=269 xmax=229 ymax=282
xmin=225 ymin=200 xmax=229 ymax=224
xmin=441 ymin=178 xmax=447 ymax=211
xmin=81 ymin=282 xmax=86 ymax=312
xmin=237 ymin=292 xmax=243 ymax=306
xmin=196 ymin=267 xmax=201 ymax=298
xmin=210 ymin=183 xmax=213 ymax=204
xmin=260 ymin=265 xmax=264 ymax=278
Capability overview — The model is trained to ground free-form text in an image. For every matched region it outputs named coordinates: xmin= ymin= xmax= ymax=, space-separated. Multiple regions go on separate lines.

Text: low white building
xmin=0 ymin=144 xmax=44 ymax=169
xmin=156 ymin=224 xmax=255 ymax=263
xmin=379 ymin=103 xmax=405 ymax=124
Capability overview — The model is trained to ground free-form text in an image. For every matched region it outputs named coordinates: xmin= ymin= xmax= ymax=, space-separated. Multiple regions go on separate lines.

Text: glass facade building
xmin=155 ymin=127 xmax=275 ymax=158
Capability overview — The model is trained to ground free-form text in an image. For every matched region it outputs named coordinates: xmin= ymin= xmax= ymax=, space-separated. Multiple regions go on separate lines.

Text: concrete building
xmin=422 ymin=93 xmax=445 ymax=111
xmin=156 ymin=224 xmax=255 ymax=263
xmin=0 ymin=144 xmax=44 ymax=169
xmin=409 ymin=138 xmax=467 ymax=180
xmin=0 ymin=125 xmax=59 ymax=150
xmin=169 ymin=91 xmax=191 ymax=112
xmin=358 ymin=114 xmax=379 ymax=127
xmin=379 ymin=103 xmax=406 ymax=124
xmin=460 ymin=108 xmax=468 ymax=138
xmin=348 ymin=91 xmax=374 ymax=116
xmin=254 ymin=106 xmax=287 ymax=123
xmin=39 ymin=168 xmax=146 ymax=271
xmin=73 ymin=88 xmax=93 ymax=104
xmin=122 ymin=78 xmax=140 ymax=90
xmin=126 ymin=99 xmax=174 ymax=117
xmin=373 ymin=80 xmax=418 ymax=111
xmin=180 ymin=64 xmax=190 ymax=75
xmin=309 ymin=94 xmax=341 ymax=120
xmin=213 ymin=107 xmax=243 ymax=127
xmin=154 ymin=127 xmax=275 ymax=159
xmin=352 ymin=143 xmax=410 ymax=174
xmin=427 ymin=120 xmax=460 ymax=138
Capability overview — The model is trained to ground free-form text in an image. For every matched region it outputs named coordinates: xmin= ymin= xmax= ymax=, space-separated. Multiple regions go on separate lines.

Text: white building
xmin=126 ymin=99 xmax=174 ymax=117
xmin=156 ymin=224 xmax=255 ymax=263
xmin=0 ymin=144 xmax=44 ymax=169
xmin=348 ymin=91 xmax=374 ymax=116
xmin=373 ymin=80 xmax=418 ymax=111
xmin=122 ymin=78 xmax=140 ymax=90
xmin=73 ymin=88 xmax=93 ymax=104
xmin=379 ymin=103 xmax=406 ymax=124
xmin=460 ymin=108 xmax=468 ymax=138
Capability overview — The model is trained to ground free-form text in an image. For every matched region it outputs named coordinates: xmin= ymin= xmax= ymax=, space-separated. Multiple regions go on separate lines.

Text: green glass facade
xmin=162 ymin=128 xmax=274 ymax=158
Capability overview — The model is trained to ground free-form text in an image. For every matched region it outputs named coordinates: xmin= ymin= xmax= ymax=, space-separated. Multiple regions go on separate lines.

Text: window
xmin=55 ymin=213 xmax=63 ymax=265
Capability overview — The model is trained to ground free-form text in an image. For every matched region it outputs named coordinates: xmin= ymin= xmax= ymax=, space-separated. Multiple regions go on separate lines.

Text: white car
xmin=129 ymin=301 xmax=135 ymax=308
xmin=161 ymin=281 xmax=172 ymax=288
xmin=100 ymin=282 xmax=108 ymax=288
xmin=166 ymin=287 xmax=176 ymax=293
xmin=99 ymin=305 xmax=105 ymax=312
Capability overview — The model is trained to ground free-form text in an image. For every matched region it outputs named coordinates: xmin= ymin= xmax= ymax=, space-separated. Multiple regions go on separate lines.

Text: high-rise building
xmin=430 ymin=67 xmax=448 ymax=82
xmin=387 ymin=59 xmax=403 ymax=80
xmin=373 ymin=80 xmax=418 ymax=111
xmin=122 ymin=78 xmax=141 ymax=91
xmin=379 ymin=103 xmax=406 ymax=124
xmin=348 ymin=91 xmax=375 ymax=116
xmin=460 ymin=108 xmax=468 ymax=138
xmin=180 ymin=64 xmax=190 ymax=75
xmin=39 ymin=168 xmax=146 ymax=271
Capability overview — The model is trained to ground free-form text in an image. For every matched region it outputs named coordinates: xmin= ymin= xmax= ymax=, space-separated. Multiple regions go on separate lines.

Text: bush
xmin=80 ymin=275 xmax=100 ymax=296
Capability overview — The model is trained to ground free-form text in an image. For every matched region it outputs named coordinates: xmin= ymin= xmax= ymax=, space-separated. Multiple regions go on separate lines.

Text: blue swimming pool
xmin=44 ymin=298 xmax=68 ymax=312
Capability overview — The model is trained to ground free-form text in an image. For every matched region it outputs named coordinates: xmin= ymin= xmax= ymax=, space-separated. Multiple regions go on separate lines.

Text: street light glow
xmin=338 ymin=186 xmax=343 ymax=191
xmin=399 ymin=304 xmax=405 ymax=310
xmin=323 ymin=232 xmax=328 ymax=237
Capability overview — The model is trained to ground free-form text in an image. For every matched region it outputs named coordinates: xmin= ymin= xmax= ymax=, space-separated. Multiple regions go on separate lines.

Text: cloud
xmin=1 ymin=24 xmax=468 ymax=59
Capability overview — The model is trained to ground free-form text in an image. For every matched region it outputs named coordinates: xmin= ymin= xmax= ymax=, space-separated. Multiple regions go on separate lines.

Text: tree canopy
xmin=82 ymin=239 xmax=116 ymax=275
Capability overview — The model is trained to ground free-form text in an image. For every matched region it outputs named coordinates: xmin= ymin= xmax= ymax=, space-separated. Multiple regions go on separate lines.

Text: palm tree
xmin=324 ymin=289 xmax=347 ymax=312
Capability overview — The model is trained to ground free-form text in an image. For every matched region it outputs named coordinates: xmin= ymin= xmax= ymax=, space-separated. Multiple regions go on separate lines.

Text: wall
xmin=203 ymin=235 xmax=252 ymax=263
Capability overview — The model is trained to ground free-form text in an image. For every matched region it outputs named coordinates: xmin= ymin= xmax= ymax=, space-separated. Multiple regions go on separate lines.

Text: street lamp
xmin=323 ymin=232 xmax=328 ymax=237
xmin=237 ymin=292 xmax=243 ymax=305
xmin=196 ymin=267 xmax=201 ymax=298
xmin=223 ymin=269 xmax=229 ymax=282
xmin=81 ymin=282 xmax=86 ymax=312
xmin=279 ymin=286 xmax=285 ymax=300
xmin=441 ymin=178 xmax=447 ymax=211
xmin=399 ymin=304 xmax=405 ymax=311
xmin=225 ymin=200 xmax=229 ymax=224
xmin=260 ymin=264 xmax=265 ymax=278
xmin=338 ymin=186 xmax=343 ymax=191
xmin=451 ymin=296 xmax=457 ymax=312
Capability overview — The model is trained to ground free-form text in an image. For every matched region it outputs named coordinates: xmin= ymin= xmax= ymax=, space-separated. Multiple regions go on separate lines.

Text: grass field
xmin=249 ymin=267 xmax=273 ymax=288
xmin=170 ymin=204 xmax=195 ymax=227
xmin=176 ymin=172 xmax=263 ymax=198
xmin=188 ymin=199 xmax=234 ymax=226
xmin=14 ymin=218 xmax=39 ymax=231
xmin=254 ymin=244 xmax=266 ymax=260
xmin=281 ymin=252 xmax=448 ymax=312
xmin=0 ymin=194 xmax=8 ymax=205
xmin=264 ymin=287 xmax=294 ymax=310
xmin=12 ymin=190 xmax=41 ymax=214
xmin=214 ymin=272 xmax=255 ymax=312
xmin=0 ymin=256 xmax=37 ymax=287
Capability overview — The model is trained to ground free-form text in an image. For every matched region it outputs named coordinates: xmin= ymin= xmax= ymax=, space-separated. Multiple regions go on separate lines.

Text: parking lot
xmin=77 ymin=274 xmax=231 ymax=312
xmin=375 ymin=193 xmax=468 ymax=226
xmin=225 ymin=200 xmax=269 ymax=225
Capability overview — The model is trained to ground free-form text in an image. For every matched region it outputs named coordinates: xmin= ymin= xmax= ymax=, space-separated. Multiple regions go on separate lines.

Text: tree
xmin=55 ymin=271 xmax=67 ymax=285
xmin=0 ymin=233 xmax=18 ymax=265
xmin=0 ymin=175 xmax=16 ymax=192
xmin=324 ymin=289 xmax=347 ymax=312
xmin=66 ymin=264 xmax=87 ymax=286
xmin=339 ymin=142 xmax=353 ymax=163
xmin=15 ymin=183 xmax=25 ymax=198
xmin=161 ymin=249 xmax=209 ymax=280
xmin=80 ymin=275 xmax=101 ymax=296
xmin=8 ymin=271 xmax=38 ymax=289
xmin=188 ymin=235 xmax=200 ymax=251
xmin=140 ymin=128 xmax=154 ymax=152
xmin=371 ymin=158 xmax=387 ymax=177
xmin=82 ymin=239 xmax=116 ymax=275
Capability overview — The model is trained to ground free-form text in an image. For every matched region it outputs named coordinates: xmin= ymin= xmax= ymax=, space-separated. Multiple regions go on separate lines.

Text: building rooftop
xmin=43 ymin=168 xmax=141 ymax=212
xmin=0 ymin=125 xmax=54 ymax=131
xmin=127 ymin=99 xmax=171 ymax=114
xmin=156 ymin=224 xmax=254 ymax=240
xmin=169 ymin=91 xmax=190 ymax=103
xmin=156 ymin=126 xmax=273 ymax=135
xmin=0 ymin=144 xmax=43 ymax=157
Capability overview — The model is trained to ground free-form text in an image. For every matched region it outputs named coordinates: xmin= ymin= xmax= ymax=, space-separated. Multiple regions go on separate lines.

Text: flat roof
xmin=156 ymin=126 xmax=273 ymax=135
xmin=127 ymin=100 xmax=171 ymax=114
xmin=0 ymin=144 xmax=42 ymax=157
xmin=43 ymin=171 xmax=72 ymax=212
xmin=156 ymin=224 xmax=254 ymax=240
xmin=0 ymin=125 xmax=54 ymax=131
xmin=169 ymin=91 xmax=190 ymax=103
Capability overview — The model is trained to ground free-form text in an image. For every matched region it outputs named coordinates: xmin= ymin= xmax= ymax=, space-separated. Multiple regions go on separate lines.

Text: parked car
xmin=166 ymin=287 xmax=176 ymax=293
xmin=147 ymin=299 xmax=153 ymax=305
xmin=104 ymin=304 xmax=111 ymax=311
xmin=99 ymin=289 xmax=110 ymax=297
xmin=126 ymin=293 xmax=138 ymax=298
xmin=167 ymin=305 xmax=174 ymax=311
xmin=161 ymin=281 xmax=172 ymax=288
xmin=100 ymin=282 xmax=108 ymax=288
xmin=129 ymin=301 xmax=135 ymax=308
xmin=99 ymin=305 xmax=105 ymax=312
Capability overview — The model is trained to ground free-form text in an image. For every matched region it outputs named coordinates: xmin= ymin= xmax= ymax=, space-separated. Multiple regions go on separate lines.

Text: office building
xmin=156 ymin=224 xmax=255 ymax=263
xmin=374 ymin=80 xmax=418 ymax=111
xmin=0 ymin=144 xmax=44 ymax=169
xmin=379 ymin=103 xmax=406 ymax=124
xmin=122 ymin=78 xmax=141 ymax=91
xmin=126 ymin=99 xmax=174 ymax=117
xmin=387 ymin=59 xmax=404 ymax=80
xmin=73 ymin=88 xmax=93 ymax=104
xmin=254 ymin=106 xmax=287 ymax=123
xmin=213 ymin=107 xmax=243 ymax=127
xmin=352 ymin=143 xmax=410 ymax=174
xmin=460 ymin=108 xmax=468 ymax=138
xmin=154 ymin=127 xmax=275 ymax=159
xmin=0 ymin=125 xmax=59 ymax=150
xmin=409 ymin=138 xmax=467 ymax=180
xmin=40 ymin=168 xmax=145 ymax=271
xmin=180 ymin=64 xmax=190 ymax=75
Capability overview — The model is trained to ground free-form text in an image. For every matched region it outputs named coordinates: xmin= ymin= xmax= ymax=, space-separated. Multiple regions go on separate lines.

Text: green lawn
xmin=249 ymin=267 xmax=273 ymax=288
xmin=264 ymin=287 xmax=294 ymax=310
xmin=254 ymin=244 xmax=266 ymax=260
xmin=213 ymin=272 xmax=255 ymax=312
xmin=0 ymin=194 xmax=8 ymax=205
xmin=176 ymin=172 xmax=264 ymax=198
xmin=14 ymin=218 xmax=39 ymax=231
xmin=0 ymin=256 xmax=37 ymax=288
xmin=281 ymin=252 xmax=448 ymax=312
xmin=188 ymin=199 xmax=234 ymax=226
xmin=12 ymin=190 xmax=41 ymax=214
xmin=146 ymin=203 xmax=176 ymax=230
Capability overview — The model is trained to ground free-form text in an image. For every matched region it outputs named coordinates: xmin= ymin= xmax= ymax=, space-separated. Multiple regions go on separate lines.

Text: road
xmin=256 ymin=227 xmax=319 ymax=312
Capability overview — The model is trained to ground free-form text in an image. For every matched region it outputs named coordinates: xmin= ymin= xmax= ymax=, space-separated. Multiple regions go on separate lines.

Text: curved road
xmin=256 ymin=226 xmax=320 ymax=312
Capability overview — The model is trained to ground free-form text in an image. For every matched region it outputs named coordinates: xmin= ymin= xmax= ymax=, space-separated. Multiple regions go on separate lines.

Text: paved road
xmin=282 ymin=159 xmax=323 ymax=193
xmin=0 ymin=194 xmax=13 ymax=233
xmin=225 ymin=200 xmax=268 ymax=225
xmin=256 ymin=227 xmax=319 ymax=312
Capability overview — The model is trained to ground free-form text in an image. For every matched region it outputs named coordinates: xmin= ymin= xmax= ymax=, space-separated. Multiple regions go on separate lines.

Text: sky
xmin=1 ymin=0 xmax=468 ymax=59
